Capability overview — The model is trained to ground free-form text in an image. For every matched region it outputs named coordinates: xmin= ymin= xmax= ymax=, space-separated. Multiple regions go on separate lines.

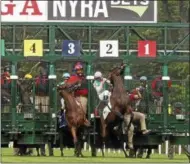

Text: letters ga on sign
xmin=1 ymin=0 xmax=157 ymax=23
xmin=24 ymin=40 xmax=43 ymax=57
xmin=138 ymin=40 xmax=157 ymax=58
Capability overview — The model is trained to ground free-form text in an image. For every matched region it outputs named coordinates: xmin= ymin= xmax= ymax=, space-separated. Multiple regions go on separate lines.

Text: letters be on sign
xmin=62 ymin=40 xmax=81 ymax=56
xmin=24 ymin=40 xmax=43 ymax=57
xmin=0 ymin=39 xmax=5 ymax=56
xmin=100 ymin=40 xmax=119 ymax=57
xmin=138 ymin=40 xmax=157 ymax=58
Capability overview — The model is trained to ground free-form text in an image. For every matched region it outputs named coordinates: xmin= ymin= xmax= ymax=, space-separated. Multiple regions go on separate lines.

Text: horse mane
xmin=110 ymin=73 xmax=125 ymax=93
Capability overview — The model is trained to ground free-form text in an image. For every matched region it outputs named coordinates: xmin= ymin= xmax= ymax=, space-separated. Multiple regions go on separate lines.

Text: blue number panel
xmin=62 ymin=40 xmax=81 ymax=56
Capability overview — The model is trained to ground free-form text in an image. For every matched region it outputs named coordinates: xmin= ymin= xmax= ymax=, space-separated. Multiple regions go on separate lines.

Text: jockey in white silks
xmin=93 ymin=71 xmax=111 ymax=120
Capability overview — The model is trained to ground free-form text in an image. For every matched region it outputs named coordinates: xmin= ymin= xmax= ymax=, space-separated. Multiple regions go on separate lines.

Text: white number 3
xmin=68 ymin=43 xmax=75 ymax=54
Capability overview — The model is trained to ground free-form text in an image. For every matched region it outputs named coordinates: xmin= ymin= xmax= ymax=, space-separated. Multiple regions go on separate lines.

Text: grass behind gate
xmin=0 ymin=148 xmax=189 ymax=163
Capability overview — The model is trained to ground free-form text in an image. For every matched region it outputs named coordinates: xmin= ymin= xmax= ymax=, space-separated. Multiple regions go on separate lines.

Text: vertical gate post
xmin=162 ymin=63 xmax=169 ymax=130
xmin=162 ymin=63 xmax=174 ymax=159
xmin=10 ymin=62 xmax=18 ymax=138
xmin=48 ymin=63 xmax=57 ymax=144
xmin=124 ymin=63 xmax=132 ymax=89
xmin=86 ymin=62 xmax=97 ymax=156
xmin=86 ymin=63 xmax=93 ymax=119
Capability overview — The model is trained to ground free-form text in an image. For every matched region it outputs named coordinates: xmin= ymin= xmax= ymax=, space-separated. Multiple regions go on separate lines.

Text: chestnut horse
xmin=100 ymin=63 xmax=131 ymax=157
xmin=58 ymin=81 xmax=89 ymax=157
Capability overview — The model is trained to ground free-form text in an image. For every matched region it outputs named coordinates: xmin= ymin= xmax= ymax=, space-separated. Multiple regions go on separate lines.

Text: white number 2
xmin=144 ymin=43 xmax=150 ymax=55
xmin=68 ymin=43 xmax=75 ymax=54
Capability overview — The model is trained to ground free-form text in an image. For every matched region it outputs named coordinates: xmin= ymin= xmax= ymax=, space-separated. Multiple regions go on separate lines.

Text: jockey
xmin=151 ymin=75 xmax=172 ymax=114
xmin=125 ymin=88 xmax=151 ymax=150
xmin=140 ymin=76 xmax=147 ymax=87
xmin=93 ymin=71 xmax=111 ymax=101
xmin=67 ymin=62 xmax=90 ymax=126
xmin=57 ymin=72 xmax=71 ymax=110
xmin=1 ymin=67 xmax=11 ymax=90
xmin=135 ymin=76 xmax=149 ymax=113
xmin=93 ymin=71 xmax=112 ymax=119
xmin=57 ymin=72 xmax=70 ymax=87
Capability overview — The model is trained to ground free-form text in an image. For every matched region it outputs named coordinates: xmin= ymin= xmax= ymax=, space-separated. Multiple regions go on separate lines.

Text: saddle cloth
xmin=59 ymin=111 xmax=67 ymax=128
xmin=103 ymin=102 xmax=111 ymax=120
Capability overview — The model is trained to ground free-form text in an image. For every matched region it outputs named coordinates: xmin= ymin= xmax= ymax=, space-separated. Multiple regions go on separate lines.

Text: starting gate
xmin=1 ymin=0 xmax=189 ymax=157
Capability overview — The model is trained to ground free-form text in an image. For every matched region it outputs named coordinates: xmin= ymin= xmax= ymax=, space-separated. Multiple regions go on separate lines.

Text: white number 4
xmin=68 ymin=43 xmax=75 ymax=54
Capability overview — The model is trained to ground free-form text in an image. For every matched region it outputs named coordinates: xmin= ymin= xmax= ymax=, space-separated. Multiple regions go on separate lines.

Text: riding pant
xmin=61 ymin=98 xmax=65 ymax=109
xmin=154 ymin=97 xmax=163 ymax=114
xmin=76 ymin=96 xmax=88 ymax=114
xmin=124 ymin=112 xmax=147 ymax=148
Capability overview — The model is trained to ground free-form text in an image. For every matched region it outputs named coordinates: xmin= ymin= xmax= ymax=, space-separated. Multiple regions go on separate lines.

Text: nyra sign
xmin=1 ymin=0 xmax=157 ymax=23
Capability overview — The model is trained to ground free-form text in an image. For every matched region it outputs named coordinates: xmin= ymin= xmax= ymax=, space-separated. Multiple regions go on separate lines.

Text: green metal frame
xmin=1 ymin=22 xmax=189 ymax=147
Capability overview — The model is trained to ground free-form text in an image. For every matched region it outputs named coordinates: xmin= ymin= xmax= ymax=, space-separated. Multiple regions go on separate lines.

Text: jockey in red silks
xmin=66 ymin=62 xmax=90 ymax=126
xmin=151 ymin=75 xmax=172 ymax=114
xmin=1 ymin=67 xmax=11 ymax=90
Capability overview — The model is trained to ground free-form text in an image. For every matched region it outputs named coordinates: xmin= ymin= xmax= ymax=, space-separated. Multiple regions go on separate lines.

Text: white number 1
xmin=144 ymin=43 xmax=150 ymax=55
xmin=68 ymin=43 xmax=75 ymax=54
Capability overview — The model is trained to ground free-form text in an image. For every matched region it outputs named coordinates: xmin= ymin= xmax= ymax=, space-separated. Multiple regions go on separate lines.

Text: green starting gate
xmin=1 ymin=21 xmax=189 ymax=150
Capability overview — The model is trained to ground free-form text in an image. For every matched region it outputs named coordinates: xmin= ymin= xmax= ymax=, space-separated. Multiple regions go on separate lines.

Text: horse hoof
xmin=37 ymin=154 xmax=40 ymax=156
xmin=80 ymin=154 xmax=84 ymax=157
xmin=74 ymin=153 xmax=79 ymax=157
xmin=125 ymin=154 xmax=129 ymax=158
xmin=146 ymin=155 xmax=150 ymax=159
xmin=61 ymin=153 xmax=64 ymax=157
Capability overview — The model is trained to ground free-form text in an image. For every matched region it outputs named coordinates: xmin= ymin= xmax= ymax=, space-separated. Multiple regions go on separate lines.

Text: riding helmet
xmin=62 ymin=72 xmax=70 ymax=78
xmin=140 ymin=76 xmax=147 ymax=81
xmin=74 ymin=64 xmax=83 ymax=70
xmin=94 ymin=71 xmax=102 ymax=78
xmin=24 ymin=74 xmax=33 ymax=79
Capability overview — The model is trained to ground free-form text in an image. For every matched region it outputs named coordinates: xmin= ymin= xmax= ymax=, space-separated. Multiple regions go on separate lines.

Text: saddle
xmin=59 ymin=82 xmax=81 ymax=93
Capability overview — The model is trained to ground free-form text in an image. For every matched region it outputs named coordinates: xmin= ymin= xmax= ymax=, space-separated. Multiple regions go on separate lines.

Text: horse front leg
xmin=59 ymin=130 xmax=64 ymax=156
xmin=100 ymin=119 xmax=107 ymax=157
xmin=71 ymin=126 xmax=79 ymax=157
xmin=146 ymin=147 xmax=151 ymax=159
xmin=36 ymin=146 xmax=40 ymax=156
xmin=120 ymin=136 xmax=128 ymax=158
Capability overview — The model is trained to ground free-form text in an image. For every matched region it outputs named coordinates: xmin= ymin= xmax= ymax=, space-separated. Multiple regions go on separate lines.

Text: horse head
xmin=108 ymin=63 xmax=126 ymax=81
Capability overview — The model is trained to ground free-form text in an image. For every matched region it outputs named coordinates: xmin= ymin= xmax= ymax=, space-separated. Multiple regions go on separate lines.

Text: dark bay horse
xmin=16 ymin=79 xmax=44 ymax=156
xmin=99 ymin=63 xmax=131 ymax=157
xmin=58 ymin=81 xmax=89 ymax=157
